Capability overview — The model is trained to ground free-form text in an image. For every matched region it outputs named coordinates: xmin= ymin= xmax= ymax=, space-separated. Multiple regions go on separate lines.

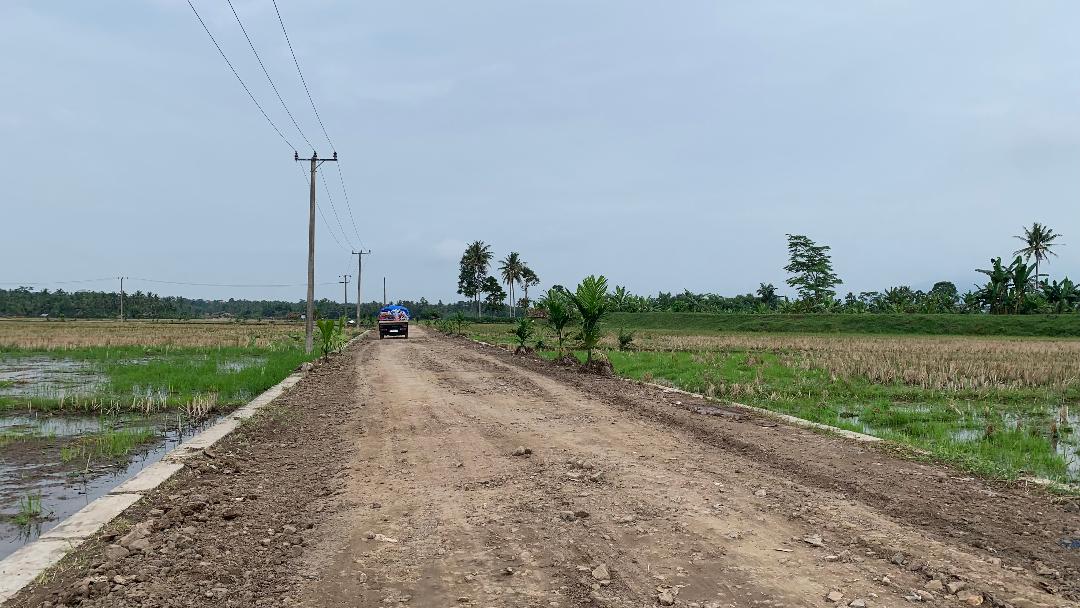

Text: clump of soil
xmin=554 ymin=354 xmax=580 ymax=367
xmin=582 ymin=357 xmax=615 ymax=376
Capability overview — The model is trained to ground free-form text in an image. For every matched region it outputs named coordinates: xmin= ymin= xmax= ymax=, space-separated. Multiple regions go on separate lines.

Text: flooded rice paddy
xmin=0 ymin=410 xmax=225 ymax=560
xmin=0 ymin=352 xmax=276 ymax=560
xmin=836 ymin=405 xmax=1080 ymax=481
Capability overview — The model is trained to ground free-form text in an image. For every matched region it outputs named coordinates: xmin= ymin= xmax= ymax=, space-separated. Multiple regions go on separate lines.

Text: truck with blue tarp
xmin=377 ymin=305 xmax=410 ymax=339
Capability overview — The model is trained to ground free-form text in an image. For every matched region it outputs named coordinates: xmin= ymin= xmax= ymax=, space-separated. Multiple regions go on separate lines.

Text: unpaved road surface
xmin=8 ymin=327 xmax=1079 ymax=607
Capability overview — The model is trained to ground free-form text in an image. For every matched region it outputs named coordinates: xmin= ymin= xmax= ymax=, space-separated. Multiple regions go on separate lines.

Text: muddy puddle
xmin=0 ymin=411 xmax=226 ymax=560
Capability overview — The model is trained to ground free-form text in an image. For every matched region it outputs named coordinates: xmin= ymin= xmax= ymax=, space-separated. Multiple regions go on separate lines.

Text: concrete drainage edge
xmin=466 ymin=336 xmax=1079 ymax=494
xmin=0 ymin=330 xmax=368 ymax=605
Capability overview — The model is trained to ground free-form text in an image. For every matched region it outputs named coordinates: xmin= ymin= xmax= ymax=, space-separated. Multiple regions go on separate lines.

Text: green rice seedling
xmin=59 ymin=425 xmax=158 ymax=462
xmin=13 ymin=492 xmax=44 ymax=526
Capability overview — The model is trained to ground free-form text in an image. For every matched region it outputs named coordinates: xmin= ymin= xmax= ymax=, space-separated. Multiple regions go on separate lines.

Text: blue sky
xmin=1 ymin=1 xmax=1077 ymax=303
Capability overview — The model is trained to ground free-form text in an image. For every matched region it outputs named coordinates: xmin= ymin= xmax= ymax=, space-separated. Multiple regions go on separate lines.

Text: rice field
xmin=0 ymin=319 xmax=330 ymax=556
xmin=466 ymin=321 xmax=1080 ymax=485
xmin=0 ymin=318 xmax=304 ymax=349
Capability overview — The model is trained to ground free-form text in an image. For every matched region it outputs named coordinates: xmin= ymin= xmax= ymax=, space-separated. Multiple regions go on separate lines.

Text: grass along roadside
xmin=463 ymin=323 xmax=1079 ymax=485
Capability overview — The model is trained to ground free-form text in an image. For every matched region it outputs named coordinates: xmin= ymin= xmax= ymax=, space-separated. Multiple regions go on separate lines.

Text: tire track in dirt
xmin=297 ymin=327 xmax=1074 ymax=607
xmin=7 ymin=328 xmax=1075 ymax=608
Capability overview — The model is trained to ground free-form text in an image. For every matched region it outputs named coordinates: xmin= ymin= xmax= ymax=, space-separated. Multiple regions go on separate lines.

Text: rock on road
xmin=9 ymin=327 xmax=1078 ymax=607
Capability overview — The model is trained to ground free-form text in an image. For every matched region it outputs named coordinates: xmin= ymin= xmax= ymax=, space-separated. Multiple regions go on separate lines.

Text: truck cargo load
xmin=377 ymin=305 xmax=410 ymax=339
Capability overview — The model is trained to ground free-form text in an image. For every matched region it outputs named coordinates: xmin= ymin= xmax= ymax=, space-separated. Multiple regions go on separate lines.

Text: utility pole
xmin=295 ymin=151 xmax=337 ymax=354
xmin=351 ymin=249 xmax=371 ymax=323
xmin=339 ymin=274 xmax=351 ymax=310
xmin=383 ymin=277 xmax=387 ymax=306
xmin=116 ymin=276 xmax=127 ymax=322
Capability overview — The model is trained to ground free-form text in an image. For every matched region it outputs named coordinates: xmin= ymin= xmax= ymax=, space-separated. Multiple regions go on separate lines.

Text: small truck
xmin=377 ymin=305 xmax=410 ymax=339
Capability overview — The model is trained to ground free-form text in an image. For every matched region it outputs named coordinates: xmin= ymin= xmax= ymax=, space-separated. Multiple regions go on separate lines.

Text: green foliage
xmin=784 ymin=234 xmax=841 ymax=309
xmin=756 ymin=283 xmax=779 ymax=309
xmin=315 ymin=317 xmax=346 ymax=361
xmin=605 ymin=312 xmax=1080 ymax=337
xmin=1014 ymin=222 xmax=1062 ymax=285
xmin=0 ymin=345 xmax=316 ymax=413
xmin=520 ymin=267 xmax=540 ymax=311
xmin=1044 ymin=278 xmax=1079 ymax=314
xmin=617 ymin=328 xmax=635 ymax=350
xmin=499 ymin=252 xmax=525 ymax=317
xmin=539 ymin=288 xmax=575 ymax=356
xmin=60 ymin=424 xmax=158 ymax=462
xmin=976 ymin=256 xmax=1039 ymax=314
xmin=511 ymin=317 xmax=535 ymax=350
xmin=459 ymin=241 xmax=494 ymax=317
xmin=559 ymin=275 xmax=611 ymax=363
xmin=481 ymin=276 xmax=506 ymax=315
xmin=434 ymin=312 xmax=471 ymax=335
xmin=13 ymin=492 xmax=44 ymax=526
xmin=603 ymin=349 xmax=1077 ymax=483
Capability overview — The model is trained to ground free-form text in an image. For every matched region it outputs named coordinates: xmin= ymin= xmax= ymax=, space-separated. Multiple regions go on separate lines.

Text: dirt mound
xmin=583 ymin=355 xmax=615 ymax=376
xmin=553 ymin=354 xmax=580 ymax=367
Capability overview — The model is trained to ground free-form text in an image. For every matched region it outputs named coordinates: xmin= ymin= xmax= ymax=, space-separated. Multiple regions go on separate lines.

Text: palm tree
xmin=1014 ymin=222 xmax=1063 ymax=287
xmin=462 ymin=241 xmax=493 ymax=317
xmin=559 ymin=275 xmax=611 ymax=364
xmin=499 ymin=252 xmax=524 ymax=318
xmin=539 ymin=288 xmax=575 ymax=357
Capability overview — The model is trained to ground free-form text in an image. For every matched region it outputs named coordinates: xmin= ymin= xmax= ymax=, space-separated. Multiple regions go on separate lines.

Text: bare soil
xmin=6 ymin=327 xmax=1078 ymax=607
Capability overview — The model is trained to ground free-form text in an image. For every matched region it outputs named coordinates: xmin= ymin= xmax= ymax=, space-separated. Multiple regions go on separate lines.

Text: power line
xmin=2 ymin=278 xmax=340 ymax=289
xmin=295 ymin=164 xmax=349 ymax=252
xmin=0 ymin=277 xmax=115 ymax=286
xmin=130 ymin=277 xmax=338 ymax=288
xmin=187 ymin=0 xmax=296 ymax=151
xmin=336 ymin=163 xmax=364 ymax=248
xmin=272 ymin=0 xmax=365 ymax=248
xmin=319 ymin=169 xmax=356 ymax=250
xmin=272 ymin=0 xmax=334 ymax=150
xmin=225 ymin=0 xmax=314 ymax=151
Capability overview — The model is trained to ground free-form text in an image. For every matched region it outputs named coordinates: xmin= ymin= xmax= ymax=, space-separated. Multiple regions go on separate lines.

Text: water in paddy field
xmin=0 ymin=411 xmax=224 ymax=561
xmin=836 ymin=406 xmax=1080 ymax=483
xmin=0 ymin=357 xmax=107 ymax=400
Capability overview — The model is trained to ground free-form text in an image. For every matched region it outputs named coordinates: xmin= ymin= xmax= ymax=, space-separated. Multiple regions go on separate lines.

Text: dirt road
xmin=9 ymin=327 xmax=1078 ymax=607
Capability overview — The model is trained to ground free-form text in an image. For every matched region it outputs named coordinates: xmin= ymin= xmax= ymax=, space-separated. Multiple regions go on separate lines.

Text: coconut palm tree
xmin=460 ymin=241 xmax=493 ymax=317
xmin=1014 ymin=222 xmax=1063 ymax=287
xmin=498 ymin=252 xmax=524 ymax=318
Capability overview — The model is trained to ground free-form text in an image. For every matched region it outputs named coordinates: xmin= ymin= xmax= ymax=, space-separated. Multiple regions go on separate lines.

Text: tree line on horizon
xmin=459 ymin=222 xmax=1075 ymax=317
xmin=1 ymin=222 xmax=1071 ymax=320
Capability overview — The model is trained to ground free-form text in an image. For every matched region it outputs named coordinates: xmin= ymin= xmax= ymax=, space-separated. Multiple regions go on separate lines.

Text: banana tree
xmin=976 ymin=257 xmax=1013 ymax=314
xmin=1044 ymin=278 xmax=1079 ymax=313
xmin=1009 ymin=256 xmax=1035 ymax=314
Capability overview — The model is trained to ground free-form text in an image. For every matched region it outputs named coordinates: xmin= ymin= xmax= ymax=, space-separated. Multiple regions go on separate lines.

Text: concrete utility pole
xmin=339 ymin=274 xmax=351 ymax=309
xmin=351 ymin=249 xmax=371 ymax=323
xmin=295 ymin=151 xmax=337 ymax=354
xmin=116 ymin=276 xmax=127 ymax=322
xmin=383 ymin=277 xmax=387 ymax=306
